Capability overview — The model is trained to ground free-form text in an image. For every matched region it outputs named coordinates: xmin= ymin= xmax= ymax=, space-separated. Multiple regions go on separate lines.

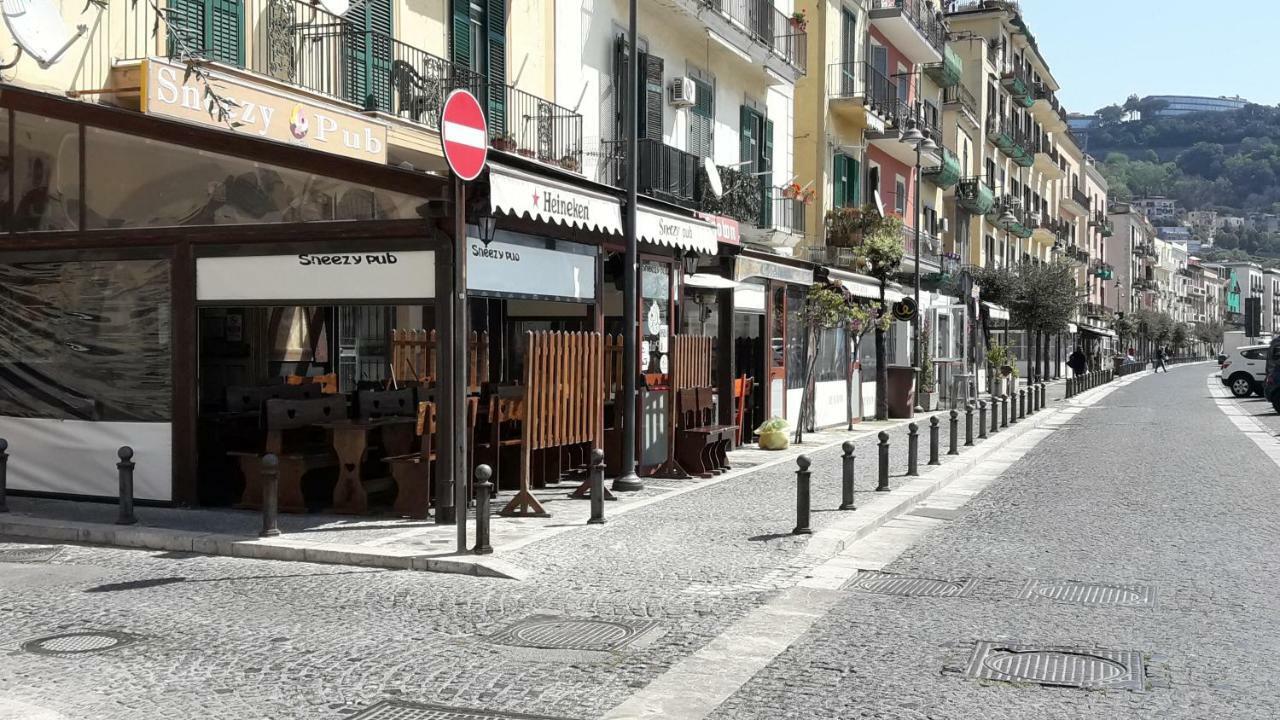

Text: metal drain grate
xmin=348 ymin=700 xmax=577 ymax=720
xmin=963 ymin=641 xmax=1145 ymax=690
xmin=0 ymin=546 xmax=63 ymax=563
xmin=21 ymin=631 xmax=140 ymax=656
xmin=488 ymin=615 xmax=658 ymax=652
xmin=1019 ymin=580 xmax=1156 ymax=608
xmin=845 ymin=571 xmax=976 ymax=598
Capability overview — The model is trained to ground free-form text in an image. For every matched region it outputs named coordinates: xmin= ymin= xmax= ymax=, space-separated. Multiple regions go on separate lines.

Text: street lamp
xmin=901 ymin=116 xmax=938 ymax=410
xmin=614 ymin=0 xmax=642 ymax=492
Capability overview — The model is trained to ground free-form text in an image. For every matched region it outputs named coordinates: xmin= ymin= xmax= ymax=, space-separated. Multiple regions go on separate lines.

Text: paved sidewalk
xmin=1 ymin=400 xmax=1010 ymax=578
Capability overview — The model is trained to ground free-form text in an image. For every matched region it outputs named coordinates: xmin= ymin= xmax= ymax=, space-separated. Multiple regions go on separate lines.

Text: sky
xmin=1017 ymin=0 xmax=1276 ymax=115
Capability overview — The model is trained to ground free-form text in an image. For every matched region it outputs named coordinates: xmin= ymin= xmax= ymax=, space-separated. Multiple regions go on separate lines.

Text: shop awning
xmin=734 ymin=253 xmax=815 ymax=286
xmin=983 ymin=301 xmax=1010 ymax=321
xmin=826 ymin=268 xmax=904 ymax=302
xmin=683 ymin=273 xmax=743 ymax=290
xmin=637 ymin=205 xmax=718 ymax=254
xmin=1080 ymin=324 xmax=1116 ymax=339
xmin=489 ymin=164 xmax=623 ymax=235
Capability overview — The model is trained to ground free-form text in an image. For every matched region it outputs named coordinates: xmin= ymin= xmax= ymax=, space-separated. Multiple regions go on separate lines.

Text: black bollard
xmin=475 ymin=464 xmax=495 ymax=552
xmin=0 ymin=437 xmax=7 ymax=514
xmin=964 ymin=402 xmax=975 ymax=446
xmin=1066 ymin=376 xmax=1073 ymax=397
xmin=116 ymin=446 xmax=137 ymax=526
xmin=877 ymin=432 xmax=890 ymax=491
xmin=1001 ymin=396 xmax=1009 ymax=428
xmin=928 ymin=417 xmax=940 ymax=466
xmin=990 ymin=395 xmax=999 ymax=435
xmin=978 ymin=400 xmax=988 ymax=440
xmin=260 ymin=453 xmax=280 ymax=538
xmin=793 ymin=455 xmax=812 ymax=534
xmin=840 ymin=442 xmax=857 ymax=510
xmin=1041 ymin=382 xmax=1047 ymax=408
xmin=587 ymin=449 xmax=606 ymax=525
xmin=907 ymin=423 xmax=919 ymax=477
xmin=947 ymin=410 xmax=959 ymax=456
xmin=1019 ymin=389 xmax=1027 ymax=420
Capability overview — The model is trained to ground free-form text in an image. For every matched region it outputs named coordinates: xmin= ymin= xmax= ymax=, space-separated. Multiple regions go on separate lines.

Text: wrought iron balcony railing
xmin=700 ymin=0 xmax=808 ymax=72
xmin=1072 ymin=186 xmax=1091 ymax=210
xmin=828 ymin=61 xmax=898 ymax=116
xmin=760 ymin=188 xmax=807 ymax=236
xmin=943 ymin=84 xmax=979 ymax=121
xmin=869 ymin=0 xmax=948 ymax=55
xmin=956 ymin=176 xmax=995 ymax=215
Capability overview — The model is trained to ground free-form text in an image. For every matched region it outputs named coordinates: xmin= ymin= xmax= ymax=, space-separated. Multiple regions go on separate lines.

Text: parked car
xmin=1220 ymin=344 xmax=1270 ymax=398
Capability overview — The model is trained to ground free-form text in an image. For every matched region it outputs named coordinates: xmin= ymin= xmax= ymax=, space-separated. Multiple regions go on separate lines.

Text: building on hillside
xmin=1247 ymin=213 xmax=1280 ymax=233
xmin=1142 ymin=94 xmax=1249 ymax=118
xmin=1132 ymin=197 xmax=1179 ymax=222
xmin=1157 ymin=225 xmax=1192 ymax=244
xmin=1186 ymin=210 xmax=1218 ymax=229
xmin=1079 ymin=157 xmax=1114 ymax=356
xmin=1217 ymin=215 xmax=1246 ymax=229
xmin=1220 ymin=261 xmax=1266 ymax=339
xmin=1108 ymin=203 xmax=1156 ymax=319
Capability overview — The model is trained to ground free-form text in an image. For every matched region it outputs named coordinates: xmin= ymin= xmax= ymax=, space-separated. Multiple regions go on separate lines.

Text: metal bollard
xmin=1010 ymin=391 xmax=1019 ymax=425
xmin=260 ymin=453 xmax=280 ymax=538
xmin=1019 ymin=389 xmax=1027 ymax=420
xmin=793 ymin=455 xmax=812 ymax=534
xmin=474 ymin=464 xmax=495 ymax=552
xmin=947 ymin=410 xmax=959 ymax=456
xmin=840 ymin=442 xmax=857 ymax=510
xmin=964 ymin=402 xmax=975 ymax=446
xmin=587 ymin=449 xmax=606 ymax=525
xmin=116 ymin=446 xmax=137 ymax=526
xmin=1001 ymin=396 xmax=1009 ymax=428
xmin=877 ymin=432 xmax=890 ymax=491
xmin=0 ymin=437 xmax=7 ymax=514
xmin=1041 ymin=382 xmax=1047 ymax=408
xmin=907 ymin=423 xmax=919 ymax=477
xmin=978 ymin=400 xmax=988 ymax=440
xmin=928 ymin=417 xmax=940 ymax=466
xmin=990 ymin=396 xmax=999 ymax=435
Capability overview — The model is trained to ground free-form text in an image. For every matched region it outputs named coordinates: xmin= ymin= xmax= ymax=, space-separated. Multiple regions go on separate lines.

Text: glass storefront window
xmin=785 ymin=285 xmax=806 ymax=390
xmin=641 ymin=261 xmax=671 ymax=378
xmin=83 ymin=127 xmax=427 ymax=229
xmin=13 ymin=112 xmax=79 ymax=231
xmin=0 ymin=259 xmax=172 ymax=421
xmin=814 ymin=325 xmax=848 ymax=383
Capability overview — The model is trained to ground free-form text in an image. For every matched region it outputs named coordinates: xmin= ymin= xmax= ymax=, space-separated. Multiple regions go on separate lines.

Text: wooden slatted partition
xmin=672 ymin=335 xmax=714 ymax=391
xmin=392 ymin=329 xmax=488 ymax=390
xmin=501 ymin=331 xmax=604 ymax=517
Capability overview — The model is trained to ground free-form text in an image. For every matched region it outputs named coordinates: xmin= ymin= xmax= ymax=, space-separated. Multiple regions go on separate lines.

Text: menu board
xmin=641 ymin=261 xmax=671 ymax=382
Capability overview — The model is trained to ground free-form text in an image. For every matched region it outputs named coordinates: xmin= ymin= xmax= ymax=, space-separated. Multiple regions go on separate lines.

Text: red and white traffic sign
xmin=441 ymin=89 xmax=489 ymax=182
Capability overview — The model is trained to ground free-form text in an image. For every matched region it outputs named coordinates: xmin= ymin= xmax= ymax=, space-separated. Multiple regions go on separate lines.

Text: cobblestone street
xmin=5 ymin=366 xmax=1278 ymax=719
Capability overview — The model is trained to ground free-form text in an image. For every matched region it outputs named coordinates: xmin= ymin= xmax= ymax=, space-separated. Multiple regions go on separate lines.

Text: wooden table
xmin=318 ymin=417 xmax=417 ymax=514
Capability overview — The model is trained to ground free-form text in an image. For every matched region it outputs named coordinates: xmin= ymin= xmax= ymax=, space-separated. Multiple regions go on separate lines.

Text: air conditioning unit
xmin=669 ymin=77 xmax=696 ymax=108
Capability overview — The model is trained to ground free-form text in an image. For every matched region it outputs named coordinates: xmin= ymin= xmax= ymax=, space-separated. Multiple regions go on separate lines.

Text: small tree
xmin=1195 ymin=320 xmax=1225 ymax=353
xmin=1171 ymin=323 xmax=1189 ymax=354
xmin=1010 ymin=260 xmax=1080 ymax=380
xmin=845 ymin=301 xmax=891 ymax=430
xmin=795 ymin=282 xmax=852 ymax=443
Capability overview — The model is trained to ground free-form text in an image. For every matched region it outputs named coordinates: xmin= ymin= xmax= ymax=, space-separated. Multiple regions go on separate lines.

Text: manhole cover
xmin=963 ymin=641 xmax=1145 ymax=690
xmin=0 ymin=546 xmax=63 ymax=563
xmin=1020 ymin=580 xmax=1156 ymax=607
xmin=845 ymin=571 xmax=976 ymax=597
xmin=488 ymin=615 xmax=657 ymax=651
xmin=21 ymin=631 xmax=140 ymax=656
xmin=348 ymin=700 xmax=577 ymax=719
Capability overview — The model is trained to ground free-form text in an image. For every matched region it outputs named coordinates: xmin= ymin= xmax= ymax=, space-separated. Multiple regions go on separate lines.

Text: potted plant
xmin=559 ymin=155 xmax=581 ymax=173
xmin=754 ymin=416 xmax=791 ymax=450
xmin=919 ymin=321 xmax=937 ymax=411
xmin=986 ymin=344 xmax=1009 ymax=397
xmin=492 ymin=133 xmax=516 ymax=151
xmin=789 ymin=9 xmax=807 ymax=30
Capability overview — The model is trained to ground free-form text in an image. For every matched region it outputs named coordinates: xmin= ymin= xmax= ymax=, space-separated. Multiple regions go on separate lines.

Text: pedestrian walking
xmin=1155 ymin=346 xmax=1169 ymax=373
xmin=1068 ymin=347 xmax=1087 ymax=377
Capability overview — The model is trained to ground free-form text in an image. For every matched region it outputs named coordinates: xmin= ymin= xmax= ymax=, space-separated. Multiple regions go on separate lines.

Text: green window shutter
xmin=343 ymin=0 xmax=393 ymax=111
xmin=739 ymin=105 xmax=758 ymax=167
xmin=848 ymin=157 xmax=861 ymax=205
xmin=166 ymin=0 xmax=205 ymax=59
xmin=368 ymin=0 xmax=393 ymax=112
xmin=760 ymin=117 xmax=773 ymax=226
xmin=207 ymin=0 xmax=243 ymax=67
xmin=451 ymin=0 xmax=471 ymax=70
xmin=688 ymin=77 xmax=713 ymax=159
xmin=833 ymin=154 xmax=846 ymax=209
xmin=485 ymin=0 xmax=506 ymax=136
xmin=638 ymin=52 xmax=663 ymax=142
xmin=613 ymin=35 xmax=629 ymax=142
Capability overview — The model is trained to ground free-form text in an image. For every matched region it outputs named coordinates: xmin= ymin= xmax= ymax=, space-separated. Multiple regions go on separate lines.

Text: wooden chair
xmin=232 ymin=396 xmax=344 ymax=512
xmin=285 ymin=373 xmax=340 ymax=394
xmin=732 ymin=374 xmax=754 ymax=447
xmin=355 ymin=387 xmax=417 ymax=420
xmin=476 ymin=386 xmax=526 ymax=492
xmin=674 ymin=386 xmax=735 ymax=478
xmin=385 ymin=401 xmax=436 ymax=519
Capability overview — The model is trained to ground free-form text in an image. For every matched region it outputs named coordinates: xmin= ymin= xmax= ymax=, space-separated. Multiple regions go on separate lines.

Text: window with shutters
xmin=167 ymin=0 xmax=243 ymax=68
xmin=452 ymin=0 xmax=505 ymax=134
xmin=342 ymin=0 xmax=393 ymax=112
xmin=832 ymin=152 xmax=860 ymax=208
xmin=894 ymin=176 xmax=906 ymax=215
xmin=688 ymin=73 xmax=714 ymax=160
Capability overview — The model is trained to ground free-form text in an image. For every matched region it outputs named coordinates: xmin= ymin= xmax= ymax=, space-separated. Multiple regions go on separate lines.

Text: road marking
xmin=1206 ymin=375 xmax=1280 ymax=466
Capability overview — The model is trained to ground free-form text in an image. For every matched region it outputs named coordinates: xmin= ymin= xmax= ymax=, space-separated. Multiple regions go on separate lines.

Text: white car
xmin=1220 ymin=344 xmax=1270 ymax=398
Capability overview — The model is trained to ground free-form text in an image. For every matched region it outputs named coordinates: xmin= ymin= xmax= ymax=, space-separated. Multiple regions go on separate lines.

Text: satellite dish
xmin=315 ymin=0 xmax=351 ymax=15
xmin=703 ymin=157 xmax=723 ymax=198
xmin=2 ymin=0 xmax=89 ymax=70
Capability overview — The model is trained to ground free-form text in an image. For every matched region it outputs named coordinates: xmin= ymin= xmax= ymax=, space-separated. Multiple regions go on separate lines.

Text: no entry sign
xmin=441 ymin=89 xmax=489 ymax=181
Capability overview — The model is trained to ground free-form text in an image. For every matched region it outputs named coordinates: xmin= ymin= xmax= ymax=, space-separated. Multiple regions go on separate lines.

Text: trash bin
xmin=887 ymin=365 xmax=918 ymax=419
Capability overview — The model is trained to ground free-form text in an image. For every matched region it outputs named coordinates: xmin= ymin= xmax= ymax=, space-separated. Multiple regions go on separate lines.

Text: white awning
xmin=826 ymin=268 xmax=904 ymax=303
xmin=1080 ymin=324 xmax=1117 ymax=339
xmin=489 ymin=163 xmax=622 ymax=235
xmin=983 ymin=301 xmax=1010 ymax=321
xmin=637 ymin=205 xmax=718 ymax=254
xmin=683 ymin=273 xmax=742 ymax=290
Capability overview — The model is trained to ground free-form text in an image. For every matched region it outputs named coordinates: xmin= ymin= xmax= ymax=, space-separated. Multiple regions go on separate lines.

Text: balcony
xmin=600 ymin=139 xmax=765 ymax=227
xmin=742 ymin=187 xmax=807 ymax=248
xmin=923 ymin=46 xmax=962 ymax=88
xmin=1000 ymin=66 xmax=1034 ymax=108
xmin=988 ymin=196 xmax=1033 ymax=239
xmin=1033 ymin=137 xmax=1065 ymax=180
xmin=1061 ymin=186 xmax=1090 ymax=217
xmin=943 ymin=84 xmax=980 ymax=130
xmin=868 ymin=0 xmax=946 ymax=65
xmin=827 ymin=61 xmax=898 ymax=129
xmin=1032 ymin=84 xmax=1068 ymax=133
xmin=698 ymin=0 xmax=807 ymax=76
xmin=800 ymin=245 xmax=866 ymax=273
xmin=923 ymin=146 xmax=961 ymax=189
xmin=868 ymin=101 xmax=939 ymax=166
xmin=899 ymin=224 xmax=943 ymax=273
xmin=96 ymin=0 xmax=583 ymax=172
xmin=956 ymin=176 xmax=996 ymax=214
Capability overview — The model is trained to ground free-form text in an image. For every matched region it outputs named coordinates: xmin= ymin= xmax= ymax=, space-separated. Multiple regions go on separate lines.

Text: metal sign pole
xmin=453 ymin=176 xmax=469 ymax=554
